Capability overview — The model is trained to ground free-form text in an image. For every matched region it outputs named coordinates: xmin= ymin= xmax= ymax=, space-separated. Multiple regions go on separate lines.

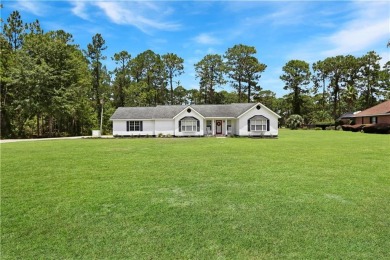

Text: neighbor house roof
xmin=110 ymin=103 xmax=276 ymax=120
xmin=353 ymin=100 xmax=390 ymax=117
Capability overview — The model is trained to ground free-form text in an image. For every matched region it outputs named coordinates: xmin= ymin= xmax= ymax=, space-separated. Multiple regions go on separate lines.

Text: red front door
xmin=216 ymin=120 xmax=222 ymax=134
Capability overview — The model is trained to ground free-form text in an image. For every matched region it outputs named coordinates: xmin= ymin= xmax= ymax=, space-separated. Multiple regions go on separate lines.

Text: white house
xmin=110 ymin=103 xmax=281 ymax=137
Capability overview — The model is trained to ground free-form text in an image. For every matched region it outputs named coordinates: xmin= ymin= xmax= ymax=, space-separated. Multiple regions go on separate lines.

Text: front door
xmin=216 ymin=120 xmax=222 ymax=134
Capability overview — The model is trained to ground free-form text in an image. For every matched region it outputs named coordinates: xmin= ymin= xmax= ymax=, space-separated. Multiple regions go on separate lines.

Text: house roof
xmin=353 ymin=100 xmax=390 ymax=117
xmin=110 ymin=103 xmax=277 ymax=120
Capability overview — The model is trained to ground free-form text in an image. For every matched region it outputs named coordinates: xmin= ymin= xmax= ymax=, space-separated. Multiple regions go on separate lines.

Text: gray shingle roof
xmin=110 ymin=103 xmax=262 ymax=120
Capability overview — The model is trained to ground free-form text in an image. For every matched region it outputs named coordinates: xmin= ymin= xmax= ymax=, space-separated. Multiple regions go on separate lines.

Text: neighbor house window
xmin=370 ymin=116 xmax=377 ymax=124
xmin=127 ymin=121 xmax=143 ymax=131
xmin=248 ymin=116 xmax=269 ymax=131
xmin=179 ymin=117 xmax=199 ymax=132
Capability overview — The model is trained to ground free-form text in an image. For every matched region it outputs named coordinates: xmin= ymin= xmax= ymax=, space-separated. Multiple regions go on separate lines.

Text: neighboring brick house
xmin=353 ymin=100 xmax=390 ymax=124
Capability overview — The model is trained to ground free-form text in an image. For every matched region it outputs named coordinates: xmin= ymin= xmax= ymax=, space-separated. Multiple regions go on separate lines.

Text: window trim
xmin=127 ymin=120 xmax=143 ymax=132
xmin=248 ymin=115 xmax=269 ymax=132
xmin=179 ymin=117 xmax=200 ymax=132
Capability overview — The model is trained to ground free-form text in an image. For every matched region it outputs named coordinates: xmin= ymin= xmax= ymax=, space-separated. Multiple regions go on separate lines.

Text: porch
xmin=205 ymin=119 xmax=234 ymax=136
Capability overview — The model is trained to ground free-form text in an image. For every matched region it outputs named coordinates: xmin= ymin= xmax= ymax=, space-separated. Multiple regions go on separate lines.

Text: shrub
xmin=336 ymin=119 xmax=351 ymax=126
xmin=314 ymin=127 xmax=322 ymax=130
xmin=350 ymin=124 xmax=365 ymax=132
xmin=341 ymin=125 xmax=352 ymax=131
xmin=286 ymin=114 xmax=304 ymax=130
xmin=158 ymin=133 xmax=163 ymax=138
xmin=325 ymin=126 xmax=334 ymax=130
xmin=362 ymin=123 xmax=390 ymax=134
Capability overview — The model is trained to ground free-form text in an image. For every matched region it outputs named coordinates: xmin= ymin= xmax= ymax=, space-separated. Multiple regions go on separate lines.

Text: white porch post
xmin=212 ymin=119 xmax=215 ymax=136
xmin=225 ymin=119 xmax=228 ymax=136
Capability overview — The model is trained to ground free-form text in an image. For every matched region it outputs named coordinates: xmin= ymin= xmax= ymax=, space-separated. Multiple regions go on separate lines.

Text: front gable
xmin=173 ymin=106 xmax=205 ymax=120
xmin=237 ymin=103 xmax=281 ymax=119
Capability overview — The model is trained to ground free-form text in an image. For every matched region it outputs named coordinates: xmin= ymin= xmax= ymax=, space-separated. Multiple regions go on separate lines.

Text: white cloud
xmin=94 ymin=2 xmax=180 ymax=33
xmin=288 ymin=1 xmax=389 ymax=62
xmin=69 ymin=1 xmax=180 ymax=34
xmin=71 ymin=2 xmax=89 ymax=20
xmin=322 ymin=18 xmax=389 ymax=57
xmin=193 ymin=33 xmax=220 ymax=45
xmin=16 ymin=0 xmax=47 ymax=16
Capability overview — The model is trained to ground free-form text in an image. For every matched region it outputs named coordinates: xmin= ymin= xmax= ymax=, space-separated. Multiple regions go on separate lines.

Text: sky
xmin=2 ymin=0 xmax=389 ymax=97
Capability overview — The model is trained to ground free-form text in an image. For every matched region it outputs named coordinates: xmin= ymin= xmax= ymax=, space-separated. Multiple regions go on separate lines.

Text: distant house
xmin=353 ymin=100 xmax=390 ymax=124
xmin=110 ymin=103 xmax=281 ymax=137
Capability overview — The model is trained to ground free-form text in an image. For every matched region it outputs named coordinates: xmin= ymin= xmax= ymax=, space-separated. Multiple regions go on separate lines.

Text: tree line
xmin=1 ymin=10 xmax=389 ymax=138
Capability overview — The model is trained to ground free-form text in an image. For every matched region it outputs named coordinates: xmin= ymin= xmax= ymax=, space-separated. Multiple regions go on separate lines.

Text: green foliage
xmin=2 ymin=131 xmax=390 ymax=258
xmin=1 ymin=9 xmax=389 ymax=139
xmin=224 ymin=44 xmax=266 ymax=103
xmin=286 ymin=114 xmax=304 ymax=129
xmin=162 ymin=53 xmax=184 ymax=104
xmin=194 ymin=54 xmax=226 ymax=104
xmin=280 ymin=60 xmax=311 ymax=115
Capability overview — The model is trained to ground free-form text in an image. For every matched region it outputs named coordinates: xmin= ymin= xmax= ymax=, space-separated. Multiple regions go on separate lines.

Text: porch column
xmin=212 ymin=119 xmax=215 ymax=136
xmin=225 ymin=119 xmax=228 ymax=136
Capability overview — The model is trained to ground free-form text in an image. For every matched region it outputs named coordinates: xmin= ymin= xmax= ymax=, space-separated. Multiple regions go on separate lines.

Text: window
xmin=251 ymin=119 xmax=267 ymax=131
xmin=206 ymin=120 xmax=212 ymax=133
xmin=248 ymin=116 xmax=268 ymax=132
xmin=127 ymin=121 xmax=143 ymax=131
xmin=180 ymin=117 xmax=199 ymax=132
xmin=227 ymin=120 xmax=232 ymax=132
xmin=370 ymin=116 xmax=377 ymax=124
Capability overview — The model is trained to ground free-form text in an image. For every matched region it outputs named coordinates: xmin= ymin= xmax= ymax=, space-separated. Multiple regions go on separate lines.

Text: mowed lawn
xmin=1 ymin=130 xmax=389 ymax=259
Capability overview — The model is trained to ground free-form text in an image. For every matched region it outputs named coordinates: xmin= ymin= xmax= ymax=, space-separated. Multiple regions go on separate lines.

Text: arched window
xmin=248 ymin=115 xmax=269 ymax=131
xmin=179 ymin=117 xmax=200 ymax=132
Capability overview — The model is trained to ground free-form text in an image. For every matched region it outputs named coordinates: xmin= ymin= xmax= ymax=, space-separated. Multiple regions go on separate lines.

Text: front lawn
xmin=1 ymin=130 xmax=389 ymax=259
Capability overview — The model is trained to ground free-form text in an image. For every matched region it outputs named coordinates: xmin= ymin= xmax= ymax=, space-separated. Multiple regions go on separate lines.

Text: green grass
xmin=1 ymin=130 xmax=390 ymax=259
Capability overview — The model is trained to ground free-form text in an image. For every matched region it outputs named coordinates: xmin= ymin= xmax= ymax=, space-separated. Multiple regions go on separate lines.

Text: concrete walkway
xmin=0 ymin=136 xmax=113 ymax=144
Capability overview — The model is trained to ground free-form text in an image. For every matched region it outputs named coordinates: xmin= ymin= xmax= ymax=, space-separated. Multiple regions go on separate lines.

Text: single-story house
xmin=353 ymin=100 xmax=390 ymax=124
xmin=110 ymin=103 xmax=281 ymax=137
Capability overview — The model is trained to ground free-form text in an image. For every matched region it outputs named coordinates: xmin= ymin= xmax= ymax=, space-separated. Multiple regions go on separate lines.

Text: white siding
xmin=155 ymin=120 xmax=174 ymax=136
xmin=112 ymin=120 xmax=154 ymax=136
xmin=174 ymin=109 xmax=204 ymax=136
xmin=237 ymin=106 xmax=279 ymax=136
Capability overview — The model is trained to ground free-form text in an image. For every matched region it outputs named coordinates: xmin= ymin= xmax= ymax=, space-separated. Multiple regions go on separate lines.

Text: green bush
xmin=286 ymin=114 xmax=304 ymax=130
xmin=362 ymin=123 xmax=390 ymax=134
xmin=350 ymin=124 xmax=366 ymax=132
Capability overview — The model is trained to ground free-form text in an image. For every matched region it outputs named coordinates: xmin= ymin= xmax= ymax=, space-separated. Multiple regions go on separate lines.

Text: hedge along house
xmin=110 ymin=103 xmax=281 ymax=137
xmin=353 ymin=100 xmax=390 ymax=124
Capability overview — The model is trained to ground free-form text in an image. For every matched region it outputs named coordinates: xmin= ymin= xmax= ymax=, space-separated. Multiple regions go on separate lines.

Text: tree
xmin=343 ymin=84 xmax=358 ymax=112
xmin=358 ymin=51 xmax=382 ymax=108
xmin=162 ymin=53 xmax=184 ymax=104
xmin=194 ymin=54 xmax=226 ymax=104
xmin=280 ymin=60 xmax=311 ymax=115
xmin=225 ymin=44 xmax=266 ymax=103
xmin=112 ymin=51 xmax=131 ymax=107
xmin=312 ymin=56 xmax=359 ymax=119
xmin=254 ymin=90 xmax=278 ymax=111
xmin=379 ymin=61 xmax=390 ymax=99
xmin=2 ymin=10 xmax=25 ymax=50
xmin=84 ymin=33 xmax=107 ymax=123
xmin=173 ymin=85 xmax=187 ymax=105
xmin=130 ymin=50 xmax=167 ymax=106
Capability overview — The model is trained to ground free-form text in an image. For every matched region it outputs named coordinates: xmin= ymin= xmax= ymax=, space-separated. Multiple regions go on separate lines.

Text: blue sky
xmin=2 ymin=0 xmax=389 ymax=97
